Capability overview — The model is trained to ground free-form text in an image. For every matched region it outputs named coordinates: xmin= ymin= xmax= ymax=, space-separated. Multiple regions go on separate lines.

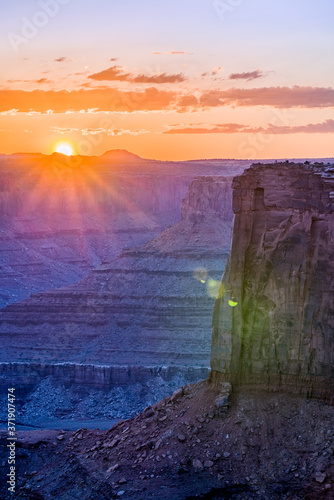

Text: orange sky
xmin=1 ymin=0 xmax=333 ymax=160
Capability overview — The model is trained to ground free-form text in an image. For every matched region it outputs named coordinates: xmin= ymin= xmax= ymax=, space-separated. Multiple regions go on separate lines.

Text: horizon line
xmin=1 ymin=150 xmax=334 ymax=163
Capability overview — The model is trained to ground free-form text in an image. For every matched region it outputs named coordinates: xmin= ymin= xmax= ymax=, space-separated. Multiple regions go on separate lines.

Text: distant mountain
xmin=9 ymin=152 xmax=44 ymax=158
xmin=99 ymin=149 xmax=145 ymax=162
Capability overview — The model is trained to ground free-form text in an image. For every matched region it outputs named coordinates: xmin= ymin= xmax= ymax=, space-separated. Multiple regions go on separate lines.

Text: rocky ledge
xmin=1 ymin=380 xmax=333 ymax=499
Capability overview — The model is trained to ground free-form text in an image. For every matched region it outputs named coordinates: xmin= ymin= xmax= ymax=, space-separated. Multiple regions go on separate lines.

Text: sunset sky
xmin=1 ymin=0 xmax=333 ymax=160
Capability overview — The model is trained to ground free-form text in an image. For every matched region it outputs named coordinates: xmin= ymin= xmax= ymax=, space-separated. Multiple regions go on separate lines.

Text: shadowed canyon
xmin=0 ymin=152 xmax=249 ymax=428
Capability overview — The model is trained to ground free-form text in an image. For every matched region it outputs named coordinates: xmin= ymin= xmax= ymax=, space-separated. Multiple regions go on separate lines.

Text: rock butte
xmin=211 ymin=162 xmax=334 ymax=401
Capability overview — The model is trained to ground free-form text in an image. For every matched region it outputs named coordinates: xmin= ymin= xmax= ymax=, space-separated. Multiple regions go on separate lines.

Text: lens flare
xmin=228 ymin=299 xmax=238 ymax=307
xmin=193 ymin=267 xmax=208 ymax=283
xmin=206 ymin=278 xmax=220 ymax=299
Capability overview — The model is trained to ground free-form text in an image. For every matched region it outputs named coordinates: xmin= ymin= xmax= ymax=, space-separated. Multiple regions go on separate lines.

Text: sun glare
xmin=54 ymin=142 xmax=75 ymax=156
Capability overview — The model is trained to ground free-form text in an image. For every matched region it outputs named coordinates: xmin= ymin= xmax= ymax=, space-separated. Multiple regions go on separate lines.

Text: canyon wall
xmin=0 ymin=153 xmax=248 ymax=307
xmin=0 ymin=363 xmax=209 ymax=426
xmin=0 ymin=175 xmax=236 ymax=368
xmin=0 ymin=362 xmax=208 ymax=389
xmin=211 ymin=162 xmax=334 ymax=399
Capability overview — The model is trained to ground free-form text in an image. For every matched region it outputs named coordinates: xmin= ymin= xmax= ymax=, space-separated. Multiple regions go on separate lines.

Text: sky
xmin=0 ymin=0 xmax=333 ymax=160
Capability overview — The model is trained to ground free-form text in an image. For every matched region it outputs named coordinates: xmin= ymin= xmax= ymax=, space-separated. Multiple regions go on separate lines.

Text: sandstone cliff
xmin=211 ymin=162 xmax=334 ymax=400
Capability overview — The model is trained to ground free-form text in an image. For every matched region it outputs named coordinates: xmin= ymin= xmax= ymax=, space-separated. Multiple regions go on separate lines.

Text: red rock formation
xmin=211 ymin=162 xmax=334 ymax=400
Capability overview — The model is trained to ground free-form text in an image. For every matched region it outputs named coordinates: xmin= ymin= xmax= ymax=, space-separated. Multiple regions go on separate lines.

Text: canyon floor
xmin=1 ymin=380 xmax=333 ymax=499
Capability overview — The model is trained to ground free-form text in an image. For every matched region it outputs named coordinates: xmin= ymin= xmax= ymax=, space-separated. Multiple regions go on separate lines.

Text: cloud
xmin=229 ymin=69 xmax=264 ymax=81
xmin=202 ymin=67 xmax=223 ymax=78
xmin=197 ymin=86 xmax=334 ymax=109
xmin=88 ymin=65 xmax=185 ymax=83
xmin=6 ymin=78 xmax=53 ymax=85
xmin=110 ymin=57 xmax=119 ymax=61
xmin=52 ymin=126 xmax=149 ymax=136
xmin=163 ymin=119 xmax=334 ymax=134
xmin=2 ymin=86 xmax=334 ymax=115
xmin=152 ymin=51 xmax=191 ymax=55
xmin=257 ymin=119 xmax=334 ymax=134
xmin=54 ymin=57 xmax=68 ymax=62
xmin=88 ymin=66 xmax=131 ymax=82
xmin=164 ymin=123 xmax=250 ymax=134
xmin=106 ymin=128 xmax=149 ymax=136
xmin=0 ymin=110 xmax=18 ymax=116
xmin=35 ymin=78 xmax=52 ymax=84
xmin=52 ymin=127 xmax=79 ymax=134
xmin=177 ymin=94 xmax=199 ymax=107
xmin=212 ymin=66 xmax=223 ymax=76
xmin=78 ymin=128 xmax=149 ymax=136
xmin=81 ymin=128 xmax=106 ymax=135
xmin=133 ymin=73 xmax=185 ymax=84
xmin=0 ymin=88 xmax=176 ymax=113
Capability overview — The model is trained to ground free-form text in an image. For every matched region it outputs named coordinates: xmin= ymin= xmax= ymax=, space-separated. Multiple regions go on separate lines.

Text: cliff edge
xmin=211 ymin=162 xmax=334 ymax=400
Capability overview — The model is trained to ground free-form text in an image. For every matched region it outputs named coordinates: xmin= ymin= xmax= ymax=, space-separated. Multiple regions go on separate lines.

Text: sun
xmin=54 ymin=141 xmax=75 ymax=156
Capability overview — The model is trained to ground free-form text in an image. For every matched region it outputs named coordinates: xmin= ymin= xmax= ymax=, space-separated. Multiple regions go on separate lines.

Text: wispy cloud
xmin=201 ymin=66 xmax=223 ymax=78
xmin=81 ymin=128 xmax=106 ymax=135
xmin=2 ymin=86 xmax=334 ymax=114
xmin=0 ymin=88 xmax=176 ymax=113
xmin=54 ymin=57 xmax=68 ymax=62
xmin=52 ymin=127 xmax=79 ymax=134
xmin=228 ymin=69 xmax=264 ymax=81
xmin=52 ymin=126 xmax=149 ymax=136
xmin=106 ymin=128 xmax=149 ymax=136
xmin=195 ymin=86 xmax=334 ymax=109
xmin=164 ymin=119 xmax=334 ymax=134
xmin=257 ymin=119 xmax=334 ymax=134
xmin=152 ymin=51 xmax=191 ymax=55
xmin=133 ymin=73 xmax=185 ymax=84
xmin=88 ymin=66 xmax=131 ymax=82
xmin=35 ymin=78 xmax=53 ymax=84
xmin=164 ymin=123 xmax=249 ymax=134
xmin=88 ymin=65 xmax=186 ymax=83
xmin=6 ymin=78 xmax=53 ymax=85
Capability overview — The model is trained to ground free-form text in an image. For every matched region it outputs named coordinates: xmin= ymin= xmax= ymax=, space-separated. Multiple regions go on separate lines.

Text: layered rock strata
xmin=0 ymin=152 xmax=249 ymax=307
xmin=0 ymin=363 xmax=208 ymax=427
xmin=0 ymin=176 xmax=234 ymax=368
xmin=211 ymin=162 xmax=334 ymax=399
